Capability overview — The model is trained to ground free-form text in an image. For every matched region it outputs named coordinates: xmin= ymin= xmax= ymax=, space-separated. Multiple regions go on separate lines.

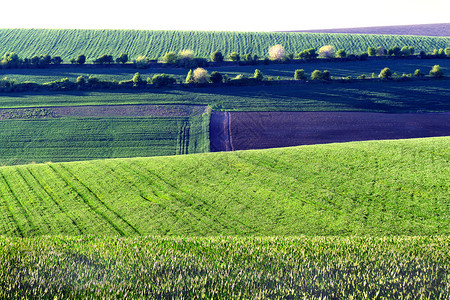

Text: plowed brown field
xmin=210 ymin=111 xmax=450 ymax=151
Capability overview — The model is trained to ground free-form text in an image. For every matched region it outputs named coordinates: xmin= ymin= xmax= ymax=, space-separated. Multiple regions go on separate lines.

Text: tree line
xmin=0 ymin=65 xmax=445 ymax=93
xmin=1 ymin=45 xmax=449 ymax=69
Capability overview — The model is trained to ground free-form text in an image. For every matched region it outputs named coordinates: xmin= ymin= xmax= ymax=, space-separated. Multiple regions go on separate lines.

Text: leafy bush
xmin=134 ymin=55 xmax=149 ymax=69
xmin=162 ymin=51 xmax=178 ymax=64
xmin=94 ymin=54 xmax=113 ymax=64
xmin=185 ymin=69 xmax=194 ymax=84
xmin=43 ymin=78 xmax=76 ymax=90
xmin=367 ymin=47 xmax=377 ymax=57
xmin=1 ymin=52 xmax=21 ymax=68
xmin=413 ymin=69 xmax=424 ymax=78
xmin=76 ymin=54 xmax=86 ymax=65
xmin=178 ymin=57 xmax=208 ymax=68
xmin=429 ymin=65 xmax=444 ymax=78
xmin=297 ymin=48 xmax=317 ymax=60
xmin=388 ymin=46 xmax=401 ymax=56
xmin=132 ymin=72 xmax=144 ymax=86
xmin=253 ymin=69 xmax=263 ymax=81
xmin=76 ymin=76 xmax=85 ymax=85
xmin=116 ymin=53 xmax=128 ymax=64
xmin=400 ymin=46 xmax=414 ymax=56
xmin=51 ymin=56 xmax=63 ymax=65
xmin=228 ymin=52 xmax=240 ymax=62
xmin=151 ymin=74 xmax=176 ymax=87
xmin=379 ymin=67 xmax=392 ymax=79
xmin=294 ymin=69 xmax=306 ymax=80
xmin=209 ymin=71 xmax=223 ymax=84
xmin=336 ymin=49 xmax=346 ymax=58
xmin=311 ymin=70 xmax=330 ymax=81
xmin=210 ymin=50 xmax=224 ymax=62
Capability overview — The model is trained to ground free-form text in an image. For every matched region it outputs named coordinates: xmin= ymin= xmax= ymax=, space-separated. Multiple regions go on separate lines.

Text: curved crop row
xmin=0 ymin=29 xmax=448 ymax=61
xmin=0 ymin=137 xmax=448 ymax=237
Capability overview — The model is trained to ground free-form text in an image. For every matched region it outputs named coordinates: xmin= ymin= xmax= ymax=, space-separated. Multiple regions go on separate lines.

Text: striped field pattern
xmin=0 ymin=28 xmax=449 ymax=60
xmin=0 ymin=136 xmax=448 ymax=237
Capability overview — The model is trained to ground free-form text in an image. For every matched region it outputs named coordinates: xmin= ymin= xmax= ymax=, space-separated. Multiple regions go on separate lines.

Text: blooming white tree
xmin=179 ymin=49 xmax=195 ymax=60
xmin=268 ymin=45 xmax=286 ymax=60
xmin=193 ymin=68 xmax=209 ymax=83
xmin=377 ymin=46 xmax=386 ymax=56
xmin=318 ymin=45 xmax=335 ymax=58
xmin=134 ymin=55 xmax=149 ymax=68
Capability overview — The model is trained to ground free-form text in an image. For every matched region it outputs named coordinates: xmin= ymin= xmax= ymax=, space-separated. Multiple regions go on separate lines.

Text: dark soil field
xmin=0 ymin=104 xmax=206 ymax=120
xmin=210 ymin=111 xmax=450 ymax=151
xmin=293 ymin=23 xmax=450 ymax=37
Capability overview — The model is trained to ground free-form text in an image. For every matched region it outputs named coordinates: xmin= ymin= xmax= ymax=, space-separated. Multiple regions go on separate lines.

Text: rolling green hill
xmin=0 ymin=136 xmax=448 ymax=237
xmin=0 ymin=28 xmax=448 ymax=60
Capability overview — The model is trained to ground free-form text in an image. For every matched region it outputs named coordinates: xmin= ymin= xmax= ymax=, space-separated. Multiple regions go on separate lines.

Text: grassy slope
xmin=0 ymin=79 xmax=448 ymax=112
xmin=0 ymin=29 xmax=449 ymax=60
xmin=0 ymin=136 xmax=448 ymax=237
xmin=0 ymin=113 xmax=210 ymax=165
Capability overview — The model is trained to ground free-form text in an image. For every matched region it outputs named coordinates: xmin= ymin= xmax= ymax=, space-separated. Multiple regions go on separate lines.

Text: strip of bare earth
xmin=0 ymin=104 xmax=208 ymax=120
xmin=210 ymin=111 xmax=450 ymax=151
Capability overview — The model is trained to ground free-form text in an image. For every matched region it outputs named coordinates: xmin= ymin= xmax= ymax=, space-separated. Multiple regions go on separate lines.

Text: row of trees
xmin=3 ymin=45 xmax=449 ymax=69
xmin=0 ymin=64 xmax=445 ymax=93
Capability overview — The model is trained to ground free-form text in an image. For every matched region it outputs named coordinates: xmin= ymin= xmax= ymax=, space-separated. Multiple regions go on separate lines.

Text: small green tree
xmin=445 ymin=47 xmax=450 ymax=57
xmin=151 ymin=74 xmax=176 ymax=87
xmin=76 ymin=54 xmax=86 ymax=65
xmin=368 ymin=47 xmax=377 ymax=56
xmin=294 ymin=69 xmax=306 ymax=80
xmin=253 ymin=69 xmax=263 ymax=81
xmin=185 ymin=69 xmax=194 ymax=83
xmin=132 ymin=72 xmax=143 ymax=85
xmin=116 ymin=53 xmax=128 ymax=64
xmin=413 ymin=69 xmax=424 ymax=78
xmin=162 ymin=51 xmax=178 ymax=64
xmin=51 ymin=56 xmax=63 ymax=65
xmin=379 ymin=67 xmax=392 ymax=79
xmin=228 ymin=52 xmax=240 ymax=62
xmin=76 ymin=75 xmax=85 ymax=85
xmin=388 ymin=46 xmax=401 ymax=56
xmin=210 ymin=71 xmax=223 ymax=84
xmin=2 ymin=52 xmax=20 ymax=68
xmin=210 ymin=50 xmax=224 ymax=62
xmin=336 ymin=49 xmax=346 ymax=58
xmin=94 ymin=54 xmax=113 ymax=64
xmin=297 ymin=48 xmax=318 ymax=60
xmin=134 ymin=55 xmax=149 ymax=68
xmin=429 ymin=65 xmax=444 ymax=78
xmin=311 ymin=70 xmax=323 ymax=80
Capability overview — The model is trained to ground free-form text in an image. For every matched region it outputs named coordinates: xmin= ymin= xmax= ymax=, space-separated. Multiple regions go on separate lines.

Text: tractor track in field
xmin=210 ymin=111 xmax=235 ymax=152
